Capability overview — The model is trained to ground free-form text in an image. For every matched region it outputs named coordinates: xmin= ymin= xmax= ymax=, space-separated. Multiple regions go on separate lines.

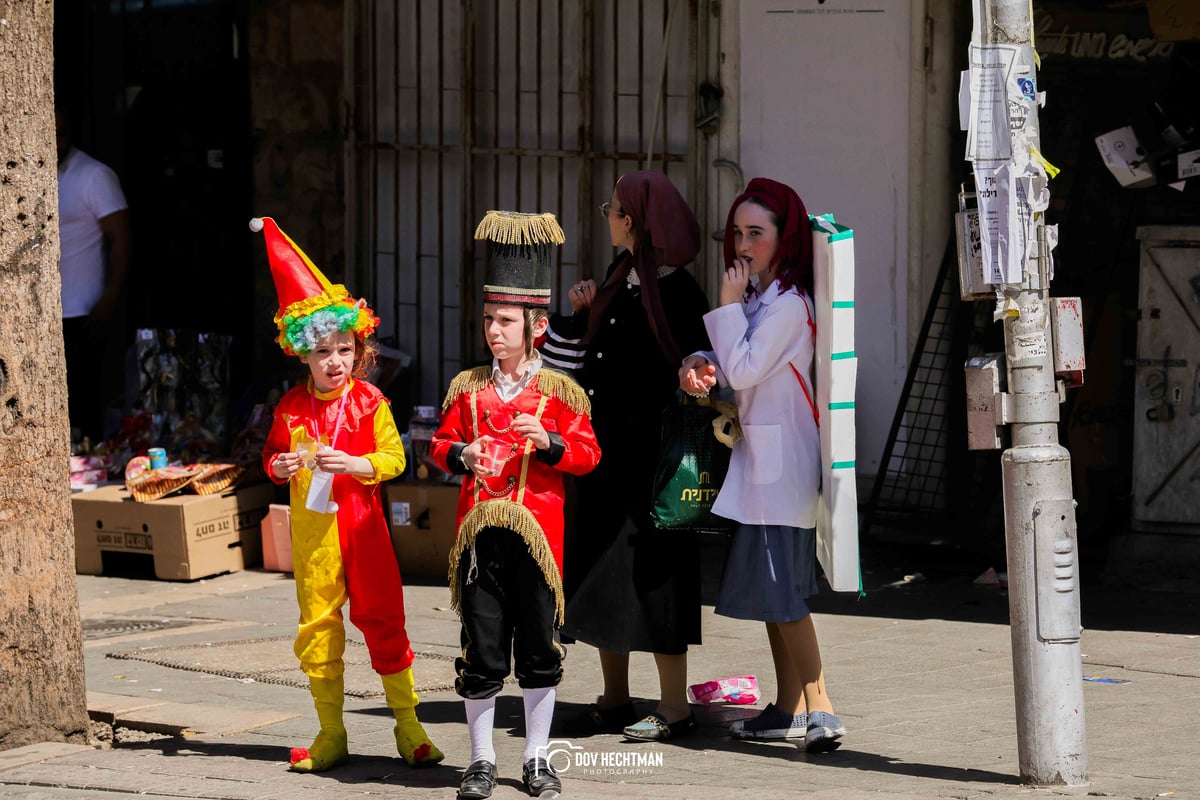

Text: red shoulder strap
xmin=790 ymin=294 xmax=819 ymax=428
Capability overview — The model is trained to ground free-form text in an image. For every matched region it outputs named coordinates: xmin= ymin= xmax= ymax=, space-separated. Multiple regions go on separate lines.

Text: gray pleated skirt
xmin=715 ymin=523 xmax=820 ymax=622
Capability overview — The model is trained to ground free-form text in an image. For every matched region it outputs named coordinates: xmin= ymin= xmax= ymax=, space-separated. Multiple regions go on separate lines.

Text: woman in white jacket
xmin=680 ymin=177 xmax=845 ymax=750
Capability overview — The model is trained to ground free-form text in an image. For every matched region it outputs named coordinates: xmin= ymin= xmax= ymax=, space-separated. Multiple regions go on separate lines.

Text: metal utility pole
xmin=963 ymin=0 xmax=1088 ymax=786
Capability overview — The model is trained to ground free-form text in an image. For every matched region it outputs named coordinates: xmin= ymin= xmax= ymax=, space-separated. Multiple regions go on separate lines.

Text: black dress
xmin=553 ymin=263 xmax=711 ymax=654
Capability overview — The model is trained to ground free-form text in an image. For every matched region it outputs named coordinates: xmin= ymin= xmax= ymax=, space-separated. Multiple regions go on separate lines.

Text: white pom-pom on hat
xmin=249 ymin=217 xmax=264 ymax=233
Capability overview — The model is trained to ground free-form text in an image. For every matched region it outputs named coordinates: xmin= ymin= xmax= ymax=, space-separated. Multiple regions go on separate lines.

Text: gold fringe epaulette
xmin=442 ymin=366 xmax=493 ymax=410
xmin=533 ymin=369 xmax=591 ymax=417
xmin=447 ymin=500 xmax=564 ymax=625
xmin=474 ymin=210 xmax=566 ymax=246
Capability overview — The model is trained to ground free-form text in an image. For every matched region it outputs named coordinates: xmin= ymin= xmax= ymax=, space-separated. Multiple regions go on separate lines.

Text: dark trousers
xmin=62 ymin=316 xmax=105 ymax=443
xmin=455 ymin=526 xmax=563 ymax=699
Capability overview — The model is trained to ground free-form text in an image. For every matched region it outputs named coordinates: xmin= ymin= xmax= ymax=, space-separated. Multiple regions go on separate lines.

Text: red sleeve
xmin=262 ymin=396 xmax=295 ymax=485
xmin=429 ymin=395 xmax=469 ymax=472
xmin=550 ymin=399 xmax=601 ymax=476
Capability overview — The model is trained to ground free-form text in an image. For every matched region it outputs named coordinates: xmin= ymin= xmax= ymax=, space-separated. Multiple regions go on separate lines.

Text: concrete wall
xmin=737 ymin=0 xmax=915 ymax=476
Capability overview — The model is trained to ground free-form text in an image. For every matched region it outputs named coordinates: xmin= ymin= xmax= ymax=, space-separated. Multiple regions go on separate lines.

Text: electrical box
xmin=965 ymin=354 xmax=1005 ymax=450
xmin=1050 ymin=297 xmax=1086 ymax=388
xmin=955 ymin=185 xmax=994 ymax=301
xmin=1033 ymin=498 xmax=1081 ymax=643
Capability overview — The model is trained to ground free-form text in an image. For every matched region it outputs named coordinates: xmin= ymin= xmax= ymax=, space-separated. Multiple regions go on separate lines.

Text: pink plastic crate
xmin=261 ymin=504 xmax=293 ymax=572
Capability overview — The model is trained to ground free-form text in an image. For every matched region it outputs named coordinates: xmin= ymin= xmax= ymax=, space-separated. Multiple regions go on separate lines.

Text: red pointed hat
xmin=250 ymin=216 xmax=377 ymax=355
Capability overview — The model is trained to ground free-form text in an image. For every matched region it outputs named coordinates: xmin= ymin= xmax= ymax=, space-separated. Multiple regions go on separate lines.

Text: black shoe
xmin=622 ymin=711 xmax=696 ymax=742
xmin=522 ymin=757 xmax=563 ymax=796
xmin=571 ymin=698 xmax=638 ymax=734
xmin=458 ymin=760 xmax=497 ymax=800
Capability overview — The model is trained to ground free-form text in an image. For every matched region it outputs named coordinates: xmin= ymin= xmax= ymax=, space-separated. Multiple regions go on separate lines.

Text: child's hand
xmin=720 ymin=259 xmax=751 ymax=306
xmin=272 ymin=452 xmax=301 ymax=480
xmin=679 ymin=355 xmax=716 ymax=397
xmin=512 ymin=413 xmax=549 ymax=450
xmin=314 ymin=447 xmax=371 ymax=476
xmin=463 ymin=435 xmax=494 ymax=477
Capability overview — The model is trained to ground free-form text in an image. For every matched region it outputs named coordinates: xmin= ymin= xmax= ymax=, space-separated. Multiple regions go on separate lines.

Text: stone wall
xmin=247 ymin=0 xmax=345 ymax=378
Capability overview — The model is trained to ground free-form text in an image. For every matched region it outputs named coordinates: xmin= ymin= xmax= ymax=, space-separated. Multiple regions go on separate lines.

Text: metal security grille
xmin=863 ymin=241 xmax=1003 ymax=539
xmin=347 ymin=0 xmax=700 ymax=407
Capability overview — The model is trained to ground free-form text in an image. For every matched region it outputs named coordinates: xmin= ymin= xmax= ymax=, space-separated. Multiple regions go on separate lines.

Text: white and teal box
xmin=811 ymin=214 xmax=860 ymax=593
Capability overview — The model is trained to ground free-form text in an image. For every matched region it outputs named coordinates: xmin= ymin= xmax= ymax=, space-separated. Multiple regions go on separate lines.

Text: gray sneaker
xmin=804 ymin=710 xmax=846 ymax=751
xmin=729 ymin=703 xmax=808 ymax=740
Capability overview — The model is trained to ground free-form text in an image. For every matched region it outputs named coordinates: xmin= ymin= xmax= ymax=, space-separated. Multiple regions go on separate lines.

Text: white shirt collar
xmin=491 ymin=354 xmax=543 ymax=402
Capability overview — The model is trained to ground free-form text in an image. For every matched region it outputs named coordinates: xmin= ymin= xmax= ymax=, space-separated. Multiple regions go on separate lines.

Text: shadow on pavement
xmin=699 ymin=530 xmax=1200 ymax=636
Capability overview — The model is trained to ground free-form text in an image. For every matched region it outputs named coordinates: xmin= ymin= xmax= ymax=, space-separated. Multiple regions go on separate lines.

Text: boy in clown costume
xmin=430 ymin=210 xmax=600 ymax=799
xmin=253 ymin=216 xmax=443 ymax=772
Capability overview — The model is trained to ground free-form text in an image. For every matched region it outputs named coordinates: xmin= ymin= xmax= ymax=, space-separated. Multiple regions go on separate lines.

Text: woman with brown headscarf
xmin=549 ymin=171 xmax=711 ymax=742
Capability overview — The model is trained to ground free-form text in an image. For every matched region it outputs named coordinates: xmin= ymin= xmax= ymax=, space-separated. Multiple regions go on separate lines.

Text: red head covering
xmin=585 ymin=171 xmax=701 ymax=364
xmin=723 ymin=177 xmax=813 ymax=296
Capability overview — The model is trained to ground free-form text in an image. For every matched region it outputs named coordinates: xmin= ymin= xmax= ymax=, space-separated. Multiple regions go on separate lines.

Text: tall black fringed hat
xmin=474 ymin=210 xmax=565 ymax=308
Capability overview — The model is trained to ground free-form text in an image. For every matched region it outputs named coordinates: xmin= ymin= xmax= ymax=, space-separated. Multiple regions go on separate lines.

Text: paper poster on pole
xmin=965 ymin=43 xmax=1017 ymax=164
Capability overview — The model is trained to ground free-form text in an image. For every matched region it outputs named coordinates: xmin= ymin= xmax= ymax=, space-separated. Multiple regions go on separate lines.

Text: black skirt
xmin=561 ymin=434 xmax=702 ymax=654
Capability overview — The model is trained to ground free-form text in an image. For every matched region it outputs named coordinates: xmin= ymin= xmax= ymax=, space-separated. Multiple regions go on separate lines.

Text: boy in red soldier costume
xmin=430 ymin=210 xmax=600 ymax=799
xmin=253 ymin=216 xmax=443 ymax=773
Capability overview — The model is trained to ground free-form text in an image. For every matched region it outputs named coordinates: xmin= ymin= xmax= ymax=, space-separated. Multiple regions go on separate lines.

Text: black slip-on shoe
xmin=522 ymin=757 xmax=563 ymax=796
xmin=458 ymin=759 xmax=498 ymax=799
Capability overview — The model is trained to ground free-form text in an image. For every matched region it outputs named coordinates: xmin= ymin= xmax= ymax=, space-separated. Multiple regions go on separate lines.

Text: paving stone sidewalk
xmin=2 ymin=536 xmax=1198 ymax=800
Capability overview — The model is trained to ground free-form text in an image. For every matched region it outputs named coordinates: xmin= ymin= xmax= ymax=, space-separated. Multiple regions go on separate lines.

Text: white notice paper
xmin=966 ymin=44 xmax=1017 ymax=164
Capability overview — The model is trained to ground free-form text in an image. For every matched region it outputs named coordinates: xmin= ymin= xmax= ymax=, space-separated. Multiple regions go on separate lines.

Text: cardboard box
xmin=72 ymin=482 xmax=274 ymax=580
xmin=386 ymin=480 xmax=461 ymax=580
xmin=260 ymin=504 xmax=294 ymax=573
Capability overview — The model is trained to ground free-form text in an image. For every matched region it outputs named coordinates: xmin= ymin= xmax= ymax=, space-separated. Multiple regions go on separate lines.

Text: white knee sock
xmin=522 ymin=686 xmax=557 ymax=763
xmin=465 ymin=697 xmax=497 ymax=764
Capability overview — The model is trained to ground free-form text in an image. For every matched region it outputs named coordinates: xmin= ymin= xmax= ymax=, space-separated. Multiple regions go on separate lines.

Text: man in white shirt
xmin=56 ymin=105 xmax=130 ymax=444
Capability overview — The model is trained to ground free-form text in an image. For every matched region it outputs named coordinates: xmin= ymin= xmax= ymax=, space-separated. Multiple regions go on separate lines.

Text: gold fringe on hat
xmin=474 ymin=210 xmax=566 ymax=246
xmin=446 ymin=500 xmax=565 ymax=626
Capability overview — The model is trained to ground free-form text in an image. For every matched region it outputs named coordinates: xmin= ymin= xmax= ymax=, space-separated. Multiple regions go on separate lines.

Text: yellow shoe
xmin=290 ymin=675 xmax=350 ymax=772
xmin=380 ymin=668 xmax=444 ymax=767
xmin=289 ymin=727 xmax=349 ymax=772
xmin=393 ymin=715 xmax=445 ymax=767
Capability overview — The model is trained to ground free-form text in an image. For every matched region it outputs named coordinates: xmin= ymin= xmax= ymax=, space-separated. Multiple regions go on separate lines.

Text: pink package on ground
xmin=686 ymin=675 xmax=760 ymax=705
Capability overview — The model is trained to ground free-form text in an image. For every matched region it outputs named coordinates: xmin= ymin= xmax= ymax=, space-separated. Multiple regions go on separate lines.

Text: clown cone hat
xmin=250 ymin=216 xmax=378 ymax=356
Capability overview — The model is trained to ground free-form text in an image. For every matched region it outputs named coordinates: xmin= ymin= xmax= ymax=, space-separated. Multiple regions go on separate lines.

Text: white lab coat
xmin=696 ymin=280 xmax=820 ymax=528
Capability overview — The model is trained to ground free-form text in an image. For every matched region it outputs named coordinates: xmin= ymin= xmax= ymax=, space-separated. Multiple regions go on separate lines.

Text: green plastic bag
xmin=650 ymin=394 xmax=735 ymax=531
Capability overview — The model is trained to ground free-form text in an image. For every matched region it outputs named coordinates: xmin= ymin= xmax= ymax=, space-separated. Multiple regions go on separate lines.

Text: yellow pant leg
xmin=291 ymin=506 xmax=348 ymax=677
xmin=289 ymin=507 xmax=351 ymax=771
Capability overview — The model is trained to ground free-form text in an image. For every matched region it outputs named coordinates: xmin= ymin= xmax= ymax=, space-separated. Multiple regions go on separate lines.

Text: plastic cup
xmin=478 ymin=440 xmax=513 ymax=475
xmin=295 ymin=441 xmax=318 ymax=470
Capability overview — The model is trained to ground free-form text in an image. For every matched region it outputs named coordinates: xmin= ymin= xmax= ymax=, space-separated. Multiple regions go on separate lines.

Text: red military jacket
xmin=429 ymin=365 xmax=600 ymax=623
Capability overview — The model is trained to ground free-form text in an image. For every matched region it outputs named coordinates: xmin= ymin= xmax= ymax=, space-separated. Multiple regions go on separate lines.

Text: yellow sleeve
xmin=359 ymin=399 xmax=406 ymax=484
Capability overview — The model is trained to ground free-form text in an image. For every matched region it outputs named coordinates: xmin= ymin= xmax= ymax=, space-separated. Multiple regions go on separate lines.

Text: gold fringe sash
xmin=446 ymin=500 xmax=565 ymax=626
